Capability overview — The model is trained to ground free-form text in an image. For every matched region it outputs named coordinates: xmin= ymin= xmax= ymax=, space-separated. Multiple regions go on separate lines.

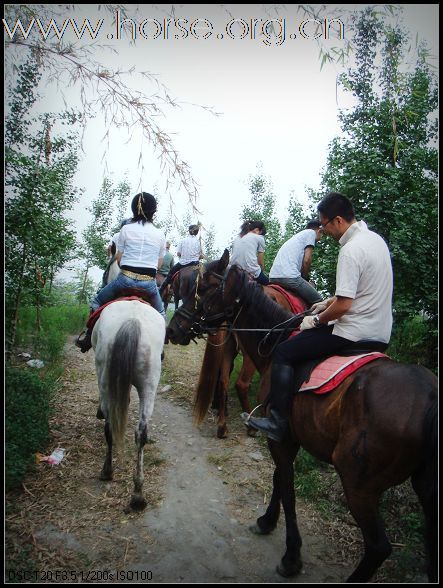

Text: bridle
xmin=170 ymin=267 xmax=309 ymax=354
xmin=171 ymin=267 xmax=244 ymax=342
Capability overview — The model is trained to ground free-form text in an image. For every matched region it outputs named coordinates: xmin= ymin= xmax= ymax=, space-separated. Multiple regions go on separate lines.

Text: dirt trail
xmin=7 ymin=338 xmax=419 ymax=583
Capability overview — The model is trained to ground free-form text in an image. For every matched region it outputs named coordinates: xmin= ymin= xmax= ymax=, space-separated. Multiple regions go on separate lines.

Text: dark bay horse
xmin=192 ymin=285 xmax=296 ymax=438
xmin=161 ymin=264 xmax=200 ymax=311
xmin=166 ymin=251 xmax=438 ymax=583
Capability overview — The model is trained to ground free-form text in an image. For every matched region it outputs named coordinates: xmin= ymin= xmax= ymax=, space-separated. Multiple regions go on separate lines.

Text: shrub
xmin=388 ymin=314 xmax=437 ymax=372
xmin=5 ymin=367 xmax=55 ymax=490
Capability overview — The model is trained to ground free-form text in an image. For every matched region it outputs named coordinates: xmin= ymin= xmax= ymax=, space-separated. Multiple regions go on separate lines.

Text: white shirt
xmin=333 ymin=221 xmax=393 ymax=343
xmin=230 ymin=233 xmax=265 ymax=278
xmin=269 ymin=229 xmax=317 ymax=279
xmin=109 ymin=231 xmax=120 ymax=247
xmin=117 ymin=221 xmax=166 ymax=269
xmin=177 ymin=234 xmax=202 ymax=265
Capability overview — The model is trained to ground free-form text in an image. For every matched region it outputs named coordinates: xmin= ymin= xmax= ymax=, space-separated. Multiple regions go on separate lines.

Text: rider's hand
xmin=300 ymin=316 xmax=318 ymax=330
xmin=310 ymin=298 xmax=332 ymax=315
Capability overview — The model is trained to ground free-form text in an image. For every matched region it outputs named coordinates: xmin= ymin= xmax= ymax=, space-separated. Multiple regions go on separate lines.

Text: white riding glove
xmin=300 ymin=316 xmax=318 ymax=330
xmin=310 ymin=298 xmax=332 ymax=315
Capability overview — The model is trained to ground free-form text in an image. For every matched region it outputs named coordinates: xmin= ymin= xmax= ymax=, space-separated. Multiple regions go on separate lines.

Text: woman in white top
xmin=230 ymin=220 xmax=269 ymax=285
xmin=76 ymin=192 xmax=166 ymax=352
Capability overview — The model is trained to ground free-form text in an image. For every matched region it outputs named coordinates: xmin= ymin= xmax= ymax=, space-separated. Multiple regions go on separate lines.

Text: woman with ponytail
xmin=76 ymin=192 xmax=166 ymax=352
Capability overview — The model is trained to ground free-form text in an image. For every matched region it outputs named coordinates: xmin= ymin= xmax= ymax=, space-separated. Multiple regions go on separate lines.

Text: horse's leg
xmin=234 ymin=353 xmax=256 ymax=413
xmin=411 ymin=400 xmax=438 ymax=582
xmin=412 ymin=467 xmax=438 ymax=582
xmin=129 ymin=417 xmax=148 ymax=511
xmin=341 ymin=487 xmax=391 ymax=582
xmin=216 ymin=338 xmax=237 ymax=439
xmin=129 ymin=380 xmax=157 ymax=511
xmin=99 ymin=420 xmax=113 ymax=480
xmin=269 ymin=439 xmax=303 ymax=577
xmin=250 ymin=467 xmax=281 ymax=535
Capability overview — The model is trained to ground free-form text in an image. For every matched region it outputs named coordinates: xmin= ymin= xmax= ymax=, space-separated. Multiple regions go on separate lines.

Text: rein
xmin=176 ymin=266 xmax=311 ymax=353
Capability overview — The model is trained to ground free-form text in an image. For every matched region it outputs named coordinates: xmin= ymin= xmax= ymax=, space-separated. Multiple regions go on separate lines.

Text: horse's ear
xmin=218 ymin=249 xmax=230 ymax=272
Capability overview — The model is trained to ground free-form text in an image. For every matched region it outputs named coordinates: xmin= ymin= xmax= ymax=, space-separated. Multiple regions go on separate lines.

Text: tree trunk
xmin=9 ymin=243 xmax=27 ymax=350
xmin=35 ymin=261 xmax=42 ymax=332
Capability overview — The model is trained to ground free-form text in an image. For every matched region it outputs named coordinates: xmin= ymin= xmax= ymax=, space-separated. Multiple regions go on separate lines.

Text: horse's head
xmin=166 ymin=249 xmax=247 ymax=345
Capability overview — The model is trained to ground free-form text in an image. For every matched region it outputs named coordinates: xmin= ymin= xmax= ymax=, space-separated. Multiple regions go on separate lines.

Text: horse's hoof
xmin=99 ymin=469 xmax=113 ymax=481
xmin=249 ymin=523 xmax=272 ymax=535
xmin=129 ymin=495 xmax=147 ymax=511
xmin=217 ymin=425 xmax=228 ymax=439
xmin=96 ymin=406 xmax=105 ymax=419
xmin=276 ymin=559 xmax=302 ymax=578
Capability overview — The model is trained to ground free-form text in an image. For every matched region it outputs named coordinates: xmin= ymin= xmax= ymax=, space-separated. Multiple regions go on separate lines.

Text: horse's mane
xmin=240 ymin=280 xmax=294 ymax=329
xmin=233 ymin=274 xmax=296 ymax=349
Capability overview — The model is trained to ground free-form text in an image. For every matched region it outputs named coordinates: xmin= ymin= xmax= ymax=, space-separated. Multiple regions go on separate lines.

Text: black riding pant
xmin=268 ymin=325 xmax=353 ymax=415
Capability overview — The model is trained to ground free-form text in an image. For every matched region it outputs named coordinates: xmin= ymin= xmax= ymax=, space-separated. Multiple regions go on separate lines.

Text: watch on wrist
xmin=313 ymin=315 xmax=321 ymax=327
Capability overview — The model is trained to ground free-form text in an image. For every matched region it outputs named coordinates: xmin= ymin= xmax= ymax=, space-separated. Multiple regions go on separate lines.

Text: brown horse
xmin=166 ymin=251 xmax=438 ymax=583
xmin=161 ymin=264 xmax=201 ymax=311
xmin=192 ymin=286 xmax=296 ymax=438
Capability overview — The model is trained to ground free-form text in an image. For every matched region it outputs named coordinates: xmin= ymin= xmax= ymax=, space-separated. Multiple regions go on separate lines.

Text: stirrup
xmin=75 ymin=330 xmax=87 ymax=348
xmin=241 ymin=404 xmax=263 ymax=425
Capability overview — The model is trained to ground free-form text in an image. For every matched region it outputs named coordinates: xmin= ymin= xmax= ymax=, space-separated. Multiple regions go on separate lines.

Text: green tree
xmin=283 ymin=191 xmax=310 ymax=241
xmin=241 ymin=166 xmax=283 ymax=273
xmin=77 ymin=178 xmax=117 ymax=302
xmin=308 ymin=9 xmax=437 ymax=364
xmin=5 ymin=58 xmax=81 ymax=349
xmin=202 ymin=224 xmax=221 ymax=262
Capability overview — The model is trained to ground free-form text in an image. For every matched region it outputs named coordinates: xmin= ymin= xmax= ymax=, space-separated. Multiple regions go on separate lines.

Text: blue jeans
xmin=91 ymin=273 xmax=165 ymax=317
xmin=255 ymin=270 xmax=269 ymax=285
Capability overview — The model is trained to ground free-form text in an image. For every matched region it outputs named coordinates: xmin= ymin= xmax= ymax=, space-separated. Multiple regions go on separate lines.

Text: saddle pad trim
xmin=300 ymin=352 xmax=388 ymax=394
xmin=87 ymin=296 xmax=150 ymax=329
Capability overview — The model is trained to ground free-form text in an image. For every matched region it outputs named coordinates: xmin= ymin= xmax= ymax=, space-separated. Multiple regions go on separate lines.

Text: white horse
xmin=92 ymin=258 xmax=165 ymax=510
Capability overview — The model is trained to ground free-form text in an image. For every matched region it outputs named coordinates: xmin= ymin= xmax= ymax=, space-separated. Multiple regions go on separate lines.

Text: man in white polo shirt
xmin=244 ymin=192 xmax=393 ymax=442
xmin=159 ymin=224 xmax=204 ymax=295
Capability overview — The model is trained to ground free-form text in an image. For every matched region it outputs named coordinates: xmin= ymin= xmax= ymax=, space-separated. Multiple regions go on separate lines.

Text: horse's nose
xmin=166 ymin=325 xmax=176 ymax=343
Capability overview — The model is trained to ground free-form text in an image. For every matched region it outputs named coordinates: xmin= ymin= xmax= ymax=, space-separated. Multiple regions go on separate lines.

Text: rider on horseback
xmin=76 ymin=192 xmax=167 ymax=353
xmin=244 ymin=192 xmax=393 ymax=441
xmin=230 ymin=220 xmax=269 ymax=285
xmin=269 ymin=220 xmax=323 ymax=306
xmin=159 ymin=224 xmax=204 ymax=296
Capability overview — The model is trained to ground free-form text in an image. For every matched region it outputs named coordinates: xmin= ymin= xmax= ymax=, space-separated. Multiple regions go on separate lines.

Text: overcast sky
xmin=4 ymin=4 xmax=439 ymax=283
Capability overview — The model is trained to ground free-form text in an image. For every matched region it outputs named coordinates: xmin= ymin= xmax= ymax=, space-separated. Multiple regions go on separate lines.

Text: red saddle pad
xmin=87 ymin=296 xmax=150 ymax=330
xmin=267 ymin=284 xmax=307 ymax=315
xmin=299 ymin=352 xmax=388 ymax=394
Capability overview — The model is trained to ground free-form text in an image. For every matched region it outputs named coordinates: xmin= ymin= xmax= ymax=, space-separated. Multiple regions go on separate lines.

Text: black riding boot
xmin=75 ymin=328 xmax=93 ymax=353
xmin=242 ymin=363 xmax=295 ymax=442
xmin=75 ymin=309 xmax=94 ymax=353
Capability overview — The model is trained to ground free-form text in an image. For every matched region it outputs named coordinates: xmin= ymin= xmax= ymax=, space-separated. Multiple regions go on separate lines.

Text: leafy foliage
xmin=5 ymin=58 xmax=81 ymax=349
xmin=240 ymin=166 xmax=282 ymax=273
xmin=5 ymin=367 xmax=53 ymax=490
xmin=307 ymin=9 xmax=437 ymax=366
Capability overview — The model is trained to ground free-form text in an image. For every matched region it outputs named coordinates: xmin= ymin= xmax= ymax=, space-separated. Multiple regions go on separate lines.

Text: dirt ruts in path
xmin=6 ymin=338 xmax=353 ymax=583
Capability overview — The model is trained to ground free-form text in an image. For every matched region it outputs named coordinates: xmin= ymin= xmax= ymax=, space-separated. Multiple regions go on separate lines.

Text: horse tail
xmin=108 ymin=319 xmax=141 ymax=448
xmin=193 ymin=332 xmax=225 ymax=425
